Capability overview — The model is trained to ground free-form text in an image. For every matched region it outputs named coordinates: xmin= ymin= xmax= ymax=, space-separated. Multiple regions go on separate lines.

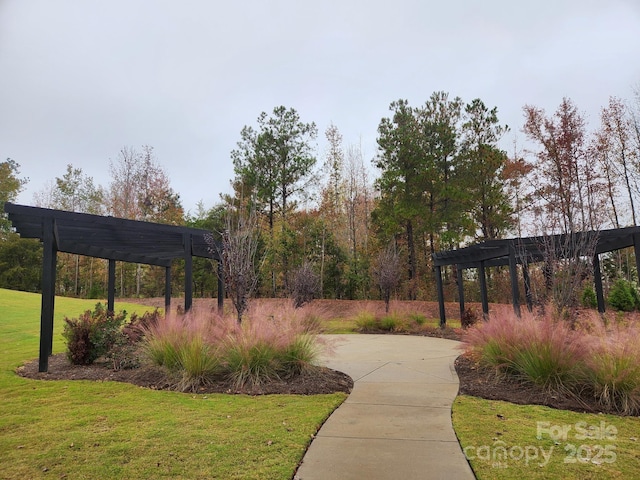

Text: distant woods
xmin=2 ymin=91 xmax=640 ymax=306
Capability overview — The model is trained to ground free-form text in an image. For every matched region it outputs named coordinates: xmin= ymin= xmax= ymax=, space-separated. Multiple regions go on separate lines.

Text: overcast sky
xmin=2 ymin=0 xmax=639 ymax=215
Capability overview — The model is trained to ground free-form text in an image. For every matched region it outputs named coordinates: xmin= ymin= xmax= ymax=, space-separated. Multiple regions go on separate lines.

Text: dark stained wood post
xmin=509 ymin=243 xmax=521 ymax=318
xmin=522 ymin=261 xmax=533 ymax=312
xmin=435 ymin=265 xmax=446 ymax=327
xmin=39 ymin=218 xmax=57 ymax=372
xmin=593 ymin=253 xmax=605 ymax=313
xmin=183 ymin=233 xmax=193 ymax=312
xmin=165 ymin=266 xmax=171 ymax=313
xmin=107 ymin=259 xmax=116 ymax=313
xmin=634 ymin=234 xmax=640 ymax=294
xmin=479 ymin=261 xmax=489 ymax=320
xmin=217 ymin=259 xmax=224 ymax=313
xmin=456 ymin=265 xmax=465 ymax=321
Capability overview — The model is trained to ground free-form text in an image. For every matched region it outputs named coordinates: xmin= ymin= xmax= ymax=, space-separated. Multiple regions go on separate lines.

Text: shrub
xmin=122 ymin=309 xmax=163 ymax=343
xmin=87 ymin=284 xmax=104 ymax=299
xmin=62 ymin=303 xmax=127 ymax=365
xmin=460 ymin=308 xmax=479 ymax=329
xmin=581 ymin=285 xmax=598 ymax=308
xmin=608 ymin=279 xmax=639 ymax=312
xmin=108 ymin=342 xmax=141 ymax=371
xmin=289 ymin=261 xmax=320 ymax=308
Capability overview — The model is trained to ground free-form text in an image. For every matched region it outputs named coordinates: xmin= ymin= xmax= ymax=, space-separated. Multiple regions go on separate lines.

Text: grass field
xmin=453 ymin=395 xmax=640 ymax=479
xmin=0 ymin=289 xmax=346 ymax=479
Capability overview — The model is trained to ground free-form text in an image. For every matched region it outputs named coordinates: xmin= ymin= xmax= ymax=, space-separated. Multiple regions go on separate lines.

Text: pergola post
xmin=435 ymin=265 xmax=446 ymax=327
xmin=456 ymin=265 xmax=465 ymax=320
xmin=522 ymin=261 xmax=533 ymax=312
xmin=39 ymin=218 xmax=57 ymax=372
xmin=107 ymin=259 xmax=116 ymax=313
xmin=217 ymin=260 xmax=224 ymax=313
xmin=509 ymin=243 xmax=521 ymax=317
xmin=478 ymin=261 xmax=489 ymax=320
xmin=593 ymin=253 xmax=605 ymax=313
xmin=634 ymin=234 xmax=640 ymax=291
xmin=165 ymin=266 xmax=171 ymax=313
xmin=183 ymin=233 xmax=193 ymax=312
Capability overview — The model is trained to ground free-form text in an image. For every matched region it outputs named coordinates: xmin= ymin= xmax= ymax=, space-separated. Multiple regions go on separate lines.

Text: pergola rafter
xmin=4 ymin=202 xmax=224 ymax=372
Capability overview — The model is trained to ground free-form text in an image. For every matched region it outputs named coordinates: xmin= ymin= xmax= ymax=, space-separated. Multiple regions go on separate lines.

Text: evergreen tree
xmin=231 ymin=106 xmax=317 ymax=295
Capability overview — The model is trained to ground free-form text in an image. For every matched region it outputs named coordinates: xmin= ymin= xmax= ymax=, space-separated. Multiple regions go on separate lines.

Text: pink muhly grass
xmin=143 ymin=310 xmax=229 ymax=382
xmin=462 ymin=309 xmax=585 ymax=391
xmin=462 ymin=310 xmax=522 ymax=368
xmin=222 ymin=302 xmax=325 ymax=387
xmin=509 ymin=313 xmax=584 ymax=391
xmin=142 ymin=304 xmax=326 ymax=389
xmin=237 ymin=302 xmax=322 ymax=349
xmin=143 ymin=312 xmax=191 ymax=370
xmin=579 ymin=321 xmax=640 ymax=415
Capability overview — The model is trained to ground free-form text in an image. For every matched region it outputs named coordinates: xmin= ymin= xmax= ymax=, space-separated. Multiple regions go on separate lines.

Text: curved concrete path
xmin=294 ymin=334 xmax=475 ymax=480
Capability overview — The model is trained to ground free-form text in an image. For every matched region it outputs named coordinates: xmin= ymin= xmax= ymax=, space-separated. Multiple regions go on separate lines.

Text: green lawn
xmin=7 ymin=288 xmax=636 ymax=480
xmin=322 ymin=316 xmax=462 ymax=334
xmin=0 ymin=289 xmax=346 ymax=479
xmin=453 ymin=391 xmax=640 ymax=479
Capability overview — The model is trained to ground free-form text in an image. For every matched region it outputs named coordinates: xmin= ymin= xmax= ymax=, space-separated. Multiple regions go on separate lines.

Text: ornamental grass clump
xmin=224 ymin=336 xmax=279 ymax=388
xmin=176 ymin=336 xmax=221 ymax=392
xmin=355 ymin=312 xmax=378 ymax=332
xmin=462 ymin=311 xmax=521 ymax=370
xmin=578 ymin=320 xmax=640 ymax=415
xmin=279 ymin=334 xmax=320 ymax=377
xmin=142 ymin=302 xmax=324 ymax=391
xmin=223 ymin=303 xmax=322 ymax=387
xmin=463 ymin=310 xmax=584 ymax=391
xmin=143 ymin=311 xmax=228 ymax=391
xmin=463 ymin=308 xmax=640 ymax=414
xmin=143 ymin=313 xmax=190 ymax=371
xmin=379 ymin=314 xmax=405 ymax=332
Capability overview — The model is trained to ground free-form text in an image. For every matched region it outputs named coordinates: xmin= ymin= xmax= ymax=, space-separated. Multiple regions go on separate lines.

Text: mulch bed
xmin=453 ymin=354 xmax=605 ymax=414
xmin=16 ymin=354 xmax=353 ymax=395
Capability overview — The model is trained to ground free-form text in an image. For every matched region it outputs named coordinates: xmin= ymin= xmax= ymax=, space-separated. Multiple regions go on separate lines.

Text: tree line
xmin=1 ymin=90 xmax=640 ymax=304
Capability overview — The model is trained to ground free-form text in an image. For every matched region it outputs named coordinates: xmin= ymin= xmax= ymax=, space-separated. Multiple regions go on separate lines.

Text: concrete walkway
xmin=294 ymin=334 xmax=476 ymax=480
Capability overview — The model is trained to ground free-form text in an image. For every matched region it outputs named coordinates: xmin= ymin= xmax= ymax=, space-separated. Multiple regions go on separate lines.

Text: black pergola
xmin=432 ymin=227 xmax=640 ymax=326
xmin=4 ymin=202 xmax=223 ymax=372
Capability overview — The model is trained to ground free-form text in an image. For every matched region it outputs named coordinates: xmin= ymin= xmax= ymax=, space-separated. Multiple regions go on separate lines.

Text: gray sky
xmin=2 ymin=0 xmax=639 ymax=215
